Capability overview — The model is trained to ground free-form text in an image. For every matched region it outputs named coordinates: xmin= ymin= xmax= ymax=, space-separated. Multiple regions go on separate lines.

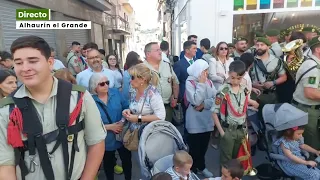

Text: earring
xmin=140 ymin=83 xmax=143 ymax=86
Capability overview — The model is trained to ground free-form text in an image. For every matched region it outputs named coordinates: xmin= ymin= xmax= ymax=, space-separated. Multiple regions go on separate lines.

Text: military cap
xmin=255 ymin=31 xmax=265 ymax=38
xmin=227 ymin=43 xmax=235 ymax=48
xmin=307 ymin=36 xmax=320 ymax=48
xmin=235 ymin=37 xmax=248 ymax=43
xmin=266 ymin=29 xmax=280 ymax=37
xmin=302 ymin=27 xmax=318 ymax=33
xmin=282 ymin=29 xmax=291 ymax=36
xmin=256 ymin=37 xmax=271 ymax=46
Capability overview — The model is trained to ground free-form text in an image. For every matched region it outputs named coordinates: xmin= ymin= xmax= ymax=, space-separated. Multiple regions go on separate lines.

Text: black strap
xmin=12 ymin=97 xmax=55 ymax=180
xmin=96 ymin=102 xmax=113 ymax=124
xmin=295 ymin=58 xmax=318 ymax=87
xmin=55 ymin=79 xmax=72 ymax=180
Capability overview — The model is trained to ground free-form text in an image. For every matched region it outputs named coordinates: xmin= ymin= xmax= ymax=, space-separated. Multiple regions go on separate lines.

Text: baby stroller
xmin=251 ymin=103 xmax=309 ymax=179
xmin=138 ymin=121 xmax=200 ymax=180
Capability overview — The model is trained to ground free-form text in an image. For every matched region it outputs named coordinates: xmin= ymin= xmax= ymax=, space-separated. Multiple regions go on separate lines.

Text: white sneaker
xmin=197 ymin=168 xmax=213 ymax=178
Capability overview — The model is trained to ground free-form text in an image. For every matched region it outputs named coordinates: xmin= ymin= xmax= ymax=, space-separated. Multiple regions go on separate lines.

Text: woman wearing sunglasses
xmin=213 ymin=42 xmax=234 ymax=89
xmin=89 ymin=73 xmax=132 ymax=180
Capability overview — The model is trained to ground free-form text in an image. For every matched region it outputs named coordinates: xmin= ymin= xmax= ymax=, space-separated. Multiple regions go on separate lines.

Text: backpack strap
xmin=0 ymin=97 xmax=14 ymax=108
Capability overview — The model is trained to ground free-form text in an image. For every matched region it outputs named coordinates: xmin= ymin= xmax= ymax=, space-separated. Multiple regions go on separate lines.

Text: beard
xmin=256 ymin=49 xmax=267 ymax=56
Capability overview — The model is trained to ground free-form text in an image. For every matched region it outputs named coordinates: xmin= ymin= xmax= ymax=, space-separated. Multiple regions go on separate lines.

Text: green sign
xmin=16 ymin=9 xmax=50 ymax=21
xmin=234 ymin=0 xmax=244 ymax=6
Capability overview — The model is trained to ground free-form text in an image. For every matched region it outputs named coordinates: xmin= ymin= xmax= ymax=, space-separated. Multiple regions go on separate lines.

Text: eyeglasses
xmin=98 ymin=81 xmax=110 ymax=86
xmin=219 ymin=47 xmax=228 ymax=51
xmin=87 ymin=56 xmax=101 ymax=60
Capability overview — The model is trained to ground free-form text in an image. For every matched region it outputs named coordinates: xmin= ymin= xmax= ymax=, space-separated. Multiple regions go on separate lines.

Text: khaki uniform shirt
xmin=67 ymin=51 xmax=84 ymax=76
xmin=293 ymin=55 xmax=320 ymax=105
xmin=251 ymin=54 xmax=285 ymax=84
xmin=269 ymin=42 xmax=283 ymax=58
xmin=0 ymin=77 xmax=106 ymax=180
xmin=144 ymin=60 xmax=179 ymax=104
xmin=212 ymin=83 xmax=248 ymax=125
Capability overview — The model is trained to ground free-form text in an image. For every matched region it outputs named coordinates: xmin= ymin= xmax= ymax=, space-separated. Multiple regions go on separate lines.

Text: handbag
xmin=123 ymin=87 xmax=150 ymax=151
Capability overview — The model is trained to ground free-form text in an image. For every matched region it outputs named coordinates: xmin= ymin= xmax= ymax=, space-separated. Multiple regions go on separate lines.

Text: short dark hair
xmin=289 ymin=31 xmax=307 ymax=43
xmin=151 ymin=172 xmax=172 ymax=180
xmin=10 ymin=35 xmax=51 ymax=60
xmin=83 ymin=42 xmax=98 ymax=50
xmin=72 ymin=41 xmax=80 ymax=46
xmin=125 ymin=51 xmax=142 ymax=70
xmin=222 ymin=159 xmax=244 ymax=179
xmin=0 ymin=51 xmax=13 ymax=61
xmin=240 ymin=52 xmax=255 ymax=70
xmin=50 ymin=47 xmax=55 ymax=52
xmin=98 ymin=49 xmax=106 ymax=56
xmin=188 ymin=35 xmax=197 ymax=40
xmin=200 ymin=38 xmax=210 ymax=50
xmin=183 ymin=41 xmax=196 ymax=51
xmin=160 ymin=41 xmax=169 ymax=51
xmin=144 ymin=42 xmax=158 ymax=54
xmin=229 ymin=60 xmax=246 ymax=76
xmin=279 ymin=126 xmax=305 ymax=139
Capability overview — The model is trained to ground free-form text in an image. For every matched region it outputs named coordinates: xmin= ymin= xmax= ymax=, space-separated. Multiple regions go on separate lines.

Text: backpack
xmin=0 ymin=79 xmax=86 ymax=180
xmin=183 ymin=79 xmax=213 ymax=107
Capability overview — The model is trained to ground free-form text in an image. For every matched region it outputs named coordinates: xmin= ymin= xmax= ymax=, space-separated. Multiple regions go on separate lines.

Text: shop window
xmin=260 ymin=0 xmax=271 ymax=9
xmin=273 ymin=0 xmax=284 ymax=8
xmin=234 ymin=0 xmax=244 ymax=10
xmin=301 ymin=0 xmax=312 ymax=7
xmin=287 ymin=0 xmax=298 ymax=8
xmin=246 ymin=0 xmax=257 ymax=10
xmin=317 ymin=0 xmax=320 ymax=6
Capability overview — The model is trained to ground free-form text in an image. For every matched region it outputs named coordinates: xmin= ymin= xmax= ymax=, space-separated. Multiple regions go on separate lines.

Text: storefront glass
xmin=233 ymin=10 xmax=320 ymax=45
xmin=234 ymin=0 xmax=319 ymax=10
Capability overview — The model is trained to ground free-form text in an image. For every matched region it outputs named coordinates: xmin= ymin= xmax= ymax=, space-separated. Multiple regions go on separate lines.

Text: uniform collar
xmin=310 ymin=54 xmax=320 ymax=65
xmin=227 ymin=83 xmax=246 ymax=94
xmin=14 ymin=76 xmax=58 ymax=99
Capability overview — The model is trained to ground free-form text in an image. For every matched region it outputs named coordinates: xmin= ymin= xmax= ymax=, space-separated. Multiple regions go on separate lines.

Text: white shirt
xmin=242 ymin=71 xmax=252 ymax=91
xmin=215 ymin=57 xmax=234 ymax=79
xmin=76 ymin=67 xmax=115 ymax=89
xmin=184 ymin=56 xmax=194 ymax=65
xmin=162 ymin=52 xmax=170 ymax=63
xmin=53 ymin=59 xmax=66 ymax=70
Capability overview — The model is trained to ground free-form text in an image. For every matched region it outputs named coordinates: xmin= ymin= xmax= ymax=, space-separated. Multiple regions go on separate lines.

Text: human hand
xmin=199 ymin=71 xmax=208 ymax=83
xmin=122 ymin=109 xmax=131 ymax=117
xmin=195 ymin=103 xmax=204 ymax=111
xmin=252 ymin=88 xmax=261 ymax=96
xmin=126 ymin=114 xmax=138 ymax=123
xmin=306 ymin=161 xmax=317 ymax=167
xmin=263 ymin=81 xmax=274 ymax=89
xmin=251 ymin=100 xmax=259 ymax=109
xmin=106 ymin=123 xmax=123 ymax=134
xmin=171 ymin=97 xmax=178 ymax=108
xmin=253 ymin=82 xmax=264 ymax=91
xmin=315 ymin=151 xmax=320 ymax=157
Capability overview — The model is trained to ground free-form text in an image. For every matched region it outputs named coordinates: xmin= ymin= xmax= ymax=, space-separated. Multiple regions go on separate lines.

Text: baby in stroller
xmin=274 ymin=125 xmax=320 ymax=179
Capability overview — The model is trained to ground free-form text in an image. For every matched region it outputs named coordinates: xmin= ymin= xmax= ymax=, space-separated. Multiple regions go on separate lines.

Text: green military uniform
xmin=252 ymin=37 xmax=286 ymax=105
xmin=266 ymin=29 xmax=283 ymax=58
xmin=144 ymin=60 xmax=179 ymax=122
xmin=302 ymin=27 xmax=319 ymax=57
xmin=0 ymin=77 xmax=106 ymax=180
xmin=212 ymin=83 xmax=249 ymax=164
xmin=292 ymin=36 xmax=320 ymax=150
xmin=231 ymin=37 xmax=251 ymax=59
xmin=67 ymin=50 xmax=85 ymax=76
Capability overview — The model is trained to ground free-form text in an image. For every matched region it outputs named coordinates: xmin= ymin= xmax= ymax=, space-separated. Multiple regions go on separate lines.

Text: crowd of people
xmin=0 ymin=25 xmax=319 ymax=180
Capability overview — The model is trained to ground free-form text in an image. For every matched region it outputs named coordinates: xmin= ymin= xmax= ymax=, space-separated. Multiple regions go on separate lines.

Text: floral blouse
xmin=129 ymin=85 xmax=166 ymax=130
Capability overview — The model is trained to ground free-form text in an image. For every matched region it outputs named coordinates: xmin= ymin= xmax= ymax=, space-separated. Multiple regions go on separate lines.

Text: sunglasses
xmin=131 ymin=75 xmax=142 ymax=80
xmin=98 ymin=81 xmax=110 ymax=86
xmin=219 ymin=47 xmax=228 ymax=51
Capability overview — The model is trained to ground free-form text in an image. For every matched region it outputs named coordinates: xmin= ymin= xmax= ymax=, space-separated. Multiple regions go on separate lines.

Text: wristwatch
xmin=138 ymin=114 xmax=142 ymax=123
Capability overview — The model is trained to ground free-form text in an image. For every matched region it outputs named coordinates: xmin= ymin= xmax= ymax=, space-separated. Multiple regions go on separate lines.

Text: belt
xmin=222 ymin=121 xmax=244 ymax=129
xmin=292 ymin=100 xmax=320 ymax=110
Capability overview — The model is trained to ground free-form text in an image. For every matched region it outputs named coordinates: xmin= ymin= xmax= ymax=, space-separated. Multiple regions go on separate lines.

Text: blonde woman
xmin=122 ymin=63 xmax=166 ymax=127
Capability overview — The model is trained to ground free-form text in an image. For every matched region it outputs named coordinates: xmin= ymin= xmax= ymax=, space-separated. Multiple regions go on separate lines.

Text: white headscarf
xmin=187 ymin=59 xmax=209 ymax=78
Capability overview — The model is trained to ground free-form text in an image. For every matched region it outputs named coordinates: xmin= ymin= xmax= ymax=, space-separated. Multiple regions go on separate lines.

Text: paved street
xmin=98 ymin=142 xmax=268 ymax=180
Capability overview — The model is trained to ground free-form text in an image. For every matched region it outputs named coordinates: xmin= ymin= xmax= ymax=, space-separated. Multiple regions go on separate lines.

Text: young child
xmin=239 ymin=52 xmax=260 ymax=96
xmin=152 ymin=172 xmax=173 ymax=180
xmin=208 ymin=159 xmax=244 ymax=180
xmin=212 ymin=60 xmax=259 ymax=165
xmin=165 ymin=150 xmax=199 ymax=180
xmin=274 ymin=126 xmax=320 ymax=179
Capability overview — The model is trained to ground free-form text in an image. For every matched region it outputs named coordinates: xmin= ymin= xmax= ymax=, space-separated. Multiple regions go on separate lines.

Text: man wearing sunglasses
xmin=76 ymin=49 xmax=115 ymax=89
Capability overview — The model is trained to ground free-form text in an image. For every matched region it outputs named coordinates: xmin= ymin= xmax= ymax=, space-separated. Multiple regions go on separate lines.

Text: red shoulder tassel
xmin=7 ymin=108 xmax=24 ymax=148
xmin=69 ymin=93 xmax=84 ymax=126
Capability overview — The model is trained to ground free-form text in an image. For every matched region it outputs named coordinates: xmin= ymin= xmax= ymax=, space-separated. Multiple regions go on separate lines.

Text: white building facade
xmin=172 ymin=0 xmax=320 ymax=56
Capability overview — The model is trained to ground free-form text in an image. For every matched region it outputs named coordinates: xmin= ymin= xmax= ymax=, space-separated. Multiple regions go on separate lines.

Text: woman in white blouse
xmin=211 ymin=42 xmax=234 ymax=89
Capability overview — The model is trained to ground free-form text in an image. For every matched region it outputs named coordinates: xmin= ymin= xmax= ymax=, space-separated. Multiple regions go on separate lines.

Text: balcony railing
xmin=104 ymin=14 xmax=130 ymax=33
